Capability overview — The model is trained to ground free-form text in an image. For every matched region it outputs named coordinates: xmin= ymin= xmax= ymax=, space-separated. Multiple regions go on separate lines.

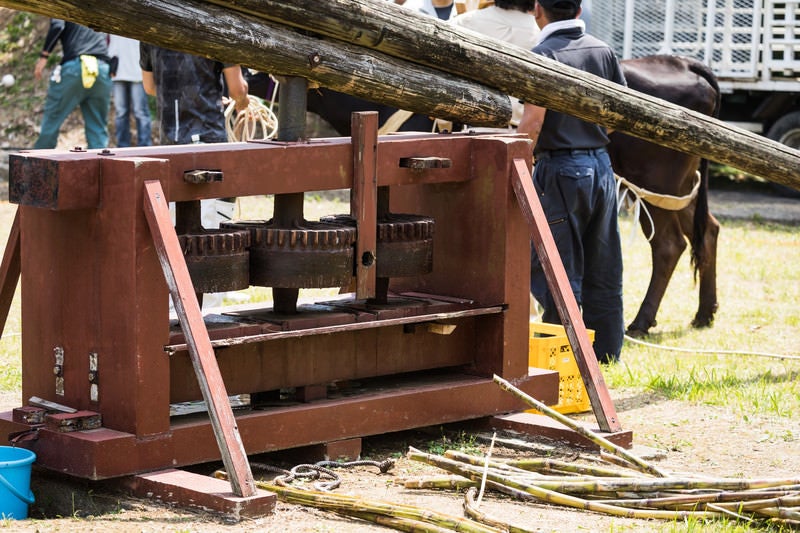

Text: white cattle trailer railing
xmin=591 ymin=0 xmax=800 ymax=154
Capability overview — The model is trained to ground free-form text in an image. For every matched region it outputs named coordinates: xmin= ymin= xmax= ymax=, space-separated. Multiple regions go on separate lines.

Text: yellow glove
xmin=80 ymin=55 xmax=98 ymax=89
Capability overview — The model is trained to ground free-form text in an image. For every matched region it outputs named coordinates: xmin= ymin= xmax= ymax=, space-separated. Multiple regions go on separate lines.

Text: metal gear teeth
xmin=178 ymin=229 xmax=251 ymax=256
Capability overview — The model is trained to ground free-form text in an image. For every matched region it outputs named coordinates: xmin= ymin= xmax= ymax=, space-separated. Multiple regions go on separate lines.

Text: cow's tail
xmin=689 ymin=60 xmax=721 ymax=277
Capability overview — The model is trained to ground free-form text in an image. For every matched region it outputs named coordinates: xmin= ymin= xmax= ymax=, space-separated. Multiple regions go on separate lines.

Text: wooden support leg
xmin=142 ymin=180 xmax=257 ymax=498
xmin=510 ymin=159 xmax=622 ymax=433
xmin=0 ymin=209 xmax=20 ymax=336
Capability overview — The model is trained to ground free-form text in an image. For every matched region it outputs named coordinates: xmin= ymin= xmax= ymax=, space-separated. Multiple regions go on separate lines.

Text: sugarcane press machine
xmin=0 ymin=114 xmax=569 ymax=484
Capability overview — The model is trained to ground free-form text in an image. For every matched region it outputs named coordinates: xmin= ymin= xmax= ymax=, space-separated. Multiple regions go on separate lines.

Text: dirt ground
xmin=0 ymin=385 xmax=795 ymax=533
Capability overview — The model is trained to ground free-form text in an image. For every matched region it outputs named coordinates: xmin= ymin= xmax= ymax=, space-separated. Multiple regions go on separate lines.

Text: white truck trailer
xmin=590 ymin=0 xmax=800 ymax=187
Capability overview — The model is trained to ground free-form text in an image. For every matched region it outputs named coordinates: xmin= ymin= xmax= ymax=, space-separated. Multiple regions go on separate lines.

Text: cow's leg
xmin=685 ymin=212 xmax=720 ymax=328
xmin=627 ymin=211 xmax=686 ymax=337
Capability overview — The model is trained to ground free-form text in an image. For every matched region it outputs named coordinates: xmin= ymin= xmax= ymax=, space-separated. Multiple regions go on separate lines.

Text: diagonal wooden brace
xmin=0 ymin=209 xmax=20 ymax=337
xmin=510 ymin=159 xmax=621 ymax=432
xmin=142 ymin=180 xmax=257 ymax=497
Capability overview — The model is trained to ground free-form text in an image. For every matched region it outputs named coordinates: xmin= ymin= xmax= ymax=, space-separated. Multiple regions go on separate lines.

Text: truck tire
xmin=766 ymin=111 xmax=800 ymax=198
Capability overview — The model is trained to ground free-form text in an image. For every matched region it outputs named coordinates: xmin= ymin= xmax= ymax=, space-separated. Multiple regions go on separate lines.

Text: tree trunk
xmin=2 ymin=0 xmax=511 ymax=127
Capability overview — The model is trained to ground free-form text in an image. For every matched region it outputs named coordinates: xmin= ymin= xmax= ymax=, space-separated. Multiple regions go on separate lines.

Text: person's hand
xmin=223 ymin=95 xmax=251 ymax=114
xmin=34 ymin=57 xmax=47 ymax=81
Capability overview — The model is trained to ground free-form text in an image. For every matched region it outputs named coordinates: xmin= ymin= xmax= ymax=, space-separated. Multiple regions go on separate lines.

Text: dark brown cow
xmin=608 ymin=55 xmax=721 ymax=336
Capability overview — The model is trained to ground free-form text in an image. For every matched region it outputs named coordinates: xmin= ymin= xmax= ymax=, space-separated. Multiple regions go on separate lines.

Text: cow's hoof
xmin=625 ymin=325 xmax=649 ymax=338
xmin=691 ymin=315 xmax=715 ymax=328
xmin=625 ymin=328 xmax=647 ymax=338
xmin=626 ymin=318 xmax=656 ymax=338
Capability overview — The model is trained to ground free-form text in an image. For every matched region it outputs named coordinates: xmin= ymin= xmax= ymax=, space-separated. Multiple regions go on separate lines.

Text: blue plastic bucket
xmin=0 ymin=446 xmax=35 ymax=519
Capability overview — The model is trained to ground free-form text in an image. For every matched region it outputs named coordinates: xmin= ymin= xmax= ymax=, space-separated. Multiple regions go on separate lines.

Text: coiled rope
xmin=225 ymin=94 xmax=278 ymax=142
xmin=250 ymin=458 xmax=395 ymax=492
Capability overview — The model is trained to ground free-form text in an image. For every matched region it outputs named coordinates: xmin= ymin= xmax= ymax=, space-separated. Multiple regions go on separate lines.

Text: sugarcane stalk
xmin=444 ymin=450 xmax=652 ymax=482
xmin=505 ymin=458 xmax=643 ymax=479
xmin=260 ymin=480 xmax=503 ymax=533
xmin=599 ymin=450 xmax=643 ymax=471
xmin=464 ymin=487 xmax=538 ymax=533
xmin=732 ymin=495 xmax=800 ymax=511
xmin=408 ymin=448 xmax=721 ymax=520
xmin=445 ymin=450 xmax=545 ymax=478
xmin=752 ymin=506 xmax=800 ymax=521
xmin=445 ymin=451 xmax=647 ymax=486
xmin=597 ymin=490 xmax=800 ymax=509
xmin=705 ymin=503 xmax=754 ymax=522
xmin=493 ymin=374 xmax=666 ymax=478
xmin=344 ymin=511 xmax=464 ymax=532
xmin=403 ymin=476 xmax=477 ymax=490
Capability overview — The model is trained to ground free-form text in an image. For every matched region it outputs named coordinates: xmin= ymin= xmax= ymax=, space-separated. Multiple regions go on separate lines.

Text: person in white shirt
xmin=108 ymin=35 xmax=152 ymax=147
xmin=452 ymin=0 xmax=538 ymax=126
xmin=452 ymin=0 xmax=538 ymax=50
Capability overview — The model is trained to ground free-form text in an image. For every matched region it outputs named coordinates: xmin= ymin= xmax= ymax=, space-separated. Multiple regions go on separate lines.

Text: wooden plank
xmin=510 ymin=159 xmax=622 ymax=433
xmin=0 ymin=208 xmax=20 ymax=336
xmin=351 ymin=112 xmax=378 ymax=300
xmin=141 ymin=180 xmax=256 ymax=498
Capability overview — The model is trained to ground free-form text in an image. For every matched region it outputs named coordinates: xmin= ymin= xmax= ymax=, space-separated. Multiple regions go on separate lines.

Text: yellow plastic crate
xmin=527 ymin=322 xmax=594 ymax=414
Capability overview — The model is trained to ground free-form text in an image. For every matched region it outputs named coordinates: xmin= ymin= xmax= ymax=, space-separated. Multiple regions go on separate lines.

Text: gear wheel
xmin=178 ymin=229 xmax=251 ymax=294
xmin=321 ymin=213 xmax=434 ymax=278
xmin=222 ymin=220 xmax=356 ymax=288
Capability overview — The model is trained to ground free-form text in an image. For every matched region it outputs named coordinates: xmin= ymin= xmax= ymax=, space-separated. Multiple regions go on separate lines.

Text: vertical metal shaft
xmin=272 ymin=76 xmax=308 ymax=314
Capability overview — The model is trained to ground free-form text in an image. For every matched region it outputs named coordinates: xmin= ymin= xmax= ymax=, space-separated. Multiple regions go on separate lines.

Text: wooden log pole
xmin=0 ymin=0 xmax=511 ymax=127
xmin=201 ymin=0 xmax=800 ymax=191
xmin=5 ymin=0 xmax=798 ymax=190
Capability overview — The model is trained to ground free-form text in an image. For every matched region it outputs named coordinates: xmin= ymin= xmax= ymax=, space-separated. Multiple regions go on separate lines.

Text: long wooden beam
xmin=4 ymin=0 xmax=798 ymax=191
xmin=1 ymin=0 xmax=510 ymax=127
xmin=204 ymin=0 xmax=799 ymax=191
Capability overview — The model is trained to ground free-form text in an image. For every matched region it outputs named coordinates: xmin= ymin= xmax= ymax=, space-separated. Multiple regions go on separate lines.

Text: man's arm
xmin=223 ymin=66 xmax=249 ymax=112
xmin=517 ymin=103 xmax=547 ymax=145
xmin=34 ymin=19 xmax=65 ymax=81
xmin=141 ymin=70 xmax=156 ymax=97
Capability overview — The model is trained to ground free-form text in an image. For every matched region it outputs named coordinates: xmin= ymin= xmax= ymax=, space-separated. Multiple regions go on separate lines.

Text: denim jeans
xmin=530 ymin=149 xmax=624 ymax=363
xmin=34 ymin=58 xmax=112 ymax=150
xmin=112 ymin=80 xmax=152 ymax=147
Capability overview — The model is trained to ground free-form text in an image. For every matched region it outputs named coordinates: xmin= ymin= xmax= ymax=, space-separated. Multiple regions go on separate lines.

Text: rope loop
xmin=225 ymin=94 xmax=278 ymax=142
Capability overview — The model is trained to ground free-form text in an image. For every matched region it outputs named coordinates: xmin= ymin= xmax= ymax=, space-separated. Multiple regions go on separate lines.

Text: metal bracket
xmin=183 ymin=169 xmax=224 ymax=183
xmin=53 ymin=346 xmax=64 ymax=396
xmin=399 ymin=156 xmax=452 ymax=171
xmin=89 ymin=352 xmax=99 ymax=402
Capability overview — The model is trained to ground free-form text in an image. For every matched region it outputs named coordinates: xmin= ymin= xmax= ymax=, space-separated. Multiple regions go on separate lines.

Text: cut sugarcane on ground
xmin=7 ymin=379 xmax=798 ymax=532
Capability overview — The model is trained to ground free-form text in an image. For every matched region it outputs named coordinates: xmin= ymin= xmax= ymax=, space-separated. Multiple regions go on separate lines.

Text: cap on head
xmin=537 ymin=0 xmax=581 ymax=8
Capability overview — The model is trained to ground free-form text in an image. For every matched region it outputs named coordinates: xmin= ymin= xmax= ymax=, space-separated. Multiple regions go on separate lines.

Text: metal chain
xmin=251 ymin=458 xmax=395 ymax=492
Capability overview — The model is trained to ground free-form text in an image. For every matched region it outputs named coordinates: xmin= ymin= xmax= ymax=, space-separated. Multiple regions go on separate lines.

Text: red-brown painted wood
xmin=143 ymin=179 xmax=256 ymax=498
xmin=510 ymin=158 xmax=622 ymax=432
xmin=351 ymin=112 xmax=378 ymax=299
xmin=0 ymin=209 xmax=20 ymax=336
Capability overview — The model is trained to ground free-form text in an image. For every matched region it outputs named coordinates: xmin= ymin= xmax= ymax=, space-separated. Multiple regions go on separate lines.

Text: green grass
xmin=606 ymin=216 xmax=800 ymax=421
